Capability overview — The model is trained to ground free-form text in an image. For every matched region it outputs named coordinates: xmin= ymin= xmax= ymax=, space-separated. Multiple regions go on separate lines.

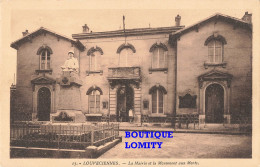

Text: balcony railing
xmin=107 ymin=67 xmax=141 ymax=79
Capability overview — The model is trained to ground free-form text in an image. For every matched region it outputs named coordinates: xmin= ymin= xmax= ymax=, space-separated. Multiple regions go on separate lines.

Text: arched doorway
xmin=205 ymin=84 xmax=224 ymax=123
xmin=117 ymin=85 xmax=134 ymax=122
xmin=37 ymin=87 xmax=51 ymax=121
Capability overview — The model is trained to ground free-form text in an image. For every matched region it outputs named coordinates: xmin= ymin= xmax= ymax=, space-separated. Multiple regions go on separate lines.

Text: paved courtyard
xmin=99 ymin=131 xmax=252 ymax=158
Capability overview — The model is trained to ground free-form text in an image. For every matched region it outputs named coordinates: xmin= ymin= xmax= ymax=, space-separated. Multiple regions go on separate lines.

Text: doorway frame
xmin=204 ymin=83 xmax=225 ymax=123
xmin=37 ymin=87 xmax=52 ymax=121
xmin=199 ymin=81 xmax=230 ymax=124
xmin=198 ymin=70 xmax=232 ymax=125
xmin=116 ymin=84 xmax=135 ymax=122
xmin=32 ymin=85 xmax=55 ymax=121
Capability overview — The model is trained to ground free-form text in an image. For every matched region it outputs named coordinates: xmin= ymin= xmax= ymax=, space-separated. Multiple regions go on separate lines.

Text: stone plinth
xmin=51 ymin=110 xmax=86 ymax=123
xmin=51 ymin=71 xmax=85 ymax=123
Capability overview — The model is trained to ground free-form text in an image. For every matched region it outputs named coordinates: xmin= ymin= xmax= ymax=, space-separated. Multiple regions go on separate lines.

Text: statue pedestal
xmin=51 ymin=71 xmax=85 ymax=123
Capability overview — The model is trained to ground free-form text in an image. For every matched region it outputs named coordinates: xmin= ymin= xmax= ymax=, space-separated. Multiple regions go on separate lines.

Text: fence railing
xmin=10 ymin=123 xmax=119 ymax=150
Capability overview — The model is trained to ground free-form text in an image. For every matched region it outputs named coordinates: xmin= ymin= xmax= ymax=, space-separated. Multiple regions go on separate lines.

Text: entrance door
xmin=37 ymin=87 xmax=51 ymax=121
xmin=205 ymin=84 xmax=224 ymax=123
xmin=117 ymin=85 xmax=134 ymax=122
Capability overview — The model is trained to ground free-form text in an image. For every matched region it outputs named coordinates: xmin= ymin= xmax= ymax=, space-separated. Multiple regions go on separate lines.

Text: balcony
xmin=107 ymin=67 xmax=141 ymax=80
xmin=107 ymin=67 xmax=141 ymax=88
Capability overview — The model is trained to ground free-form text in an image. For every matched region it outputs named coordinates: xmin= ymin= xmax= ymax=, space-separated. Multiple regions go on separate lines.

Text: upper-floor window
xmin=40 ymin=49 xmax=51 ymax=70
xmin=149 ymin=42 xmax=168 ymax=70
xmin=208 ymin=40 xmax=222 ymax=63
xmin=204 ymin=34 xmax=227 ymax=65
xmin=37 ymin=45 xmax=53 ymax=70
xmin=87 ymin=46 xmax=104 ymax=72
xmin=117 ymin=43 xmax=136 ymax=67
xmin=152 ymin=47 xmax=167 ymax=68
xmin=119 ymin=48 xmax=133 ymax=67
xmin=90 ymin=51 xmax=101 ymax=71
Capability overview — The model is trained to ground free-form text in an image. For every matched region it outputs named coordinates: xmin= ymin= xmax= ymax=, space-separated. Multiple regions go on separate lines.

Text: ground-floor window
xmin=149 ymin=85 xmax=167 ymax=114
xmin=89 ymin=90 xmax=100 ymax=113
xmin=152 ymin=89 xmax=164 ymax=114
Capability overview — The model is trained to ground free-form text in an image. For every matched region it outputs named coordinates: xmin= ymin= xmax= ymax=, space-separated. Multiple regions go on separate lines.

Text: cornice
xmin=72 ymin=26 xmax=184 ymax=40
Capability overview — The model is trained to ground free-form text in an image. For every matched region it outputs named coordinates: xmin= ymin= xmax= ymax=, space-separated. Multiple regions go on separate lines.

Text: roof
xmin=169 ymin=13 xmax=252 ymax=44
xmin=11 ymin=27 xmax=85 ymax=51
xmin=72 ymin=26 xmax=184 ymax=39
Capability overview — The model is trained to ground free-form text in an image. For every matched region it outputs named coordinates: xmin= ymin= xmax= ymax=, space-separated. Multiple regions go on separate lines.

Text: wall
xmin=15 ymin=33 xmax=78 ymax=120
xmin=14 ymin=31 xmax=177 ymax=120
xmin=78 ymin=33 xmax=176 ymax=116
xmin=176 ymin=20 xmax=252 ymax=119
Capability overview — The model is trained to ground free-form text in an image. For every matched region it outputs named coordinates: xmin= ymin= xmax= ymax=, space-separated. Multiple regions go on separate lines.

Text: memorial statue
xmin=61 ymin=49 xmax=79 ymax=73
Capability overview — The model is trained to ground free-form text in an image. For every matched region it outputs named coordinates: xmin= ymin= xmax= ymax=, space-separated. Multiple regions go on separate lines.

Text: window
xmin=117 ymin=43 xmax=136 ymax=67
xmin=119 ymin=48 xmax=133 ymax=67
xmin=204 ymin=34 xmax=227 ymax=67
xmin=149 ymin=42 xmax=168 ymax=72
xmin=90 ymin=51 xmax=101 ymax=71
xmin=40 ymin=49 xmax=51 ymax=70
xmin=149 ymin=85 xmax=167 ymax=114
xmin=88 ymin=90 xmax=100 ymax=113
xmin=152 ymin=89 xmax=164 ymax=114
xmin=87 ymin=46 xmax=104 ymax=74
xmin=152 ymin=47 xmax=167 ymax=69
xmin=36 ymin=45 xmax=53 ymax=73
xmin=208 ymin=40 xmax=222 ymax=63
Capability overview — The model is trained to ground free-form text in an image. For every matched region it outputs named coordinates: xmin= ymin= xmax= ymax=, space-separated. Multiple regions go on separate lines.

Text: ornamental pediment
xmin=199 ymin=70 xmax=232 ymax=80
xmin=198 ymin=70 xmax=233 ymax=88
xmin=31 ymin=76 xmax=56 ymax=84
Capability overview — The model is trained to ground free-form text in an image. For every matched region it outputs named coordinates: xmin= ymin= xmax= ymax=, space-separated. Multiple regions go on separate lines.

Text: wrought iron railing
xmin=10 ymin=123 xmax=119 ymax=150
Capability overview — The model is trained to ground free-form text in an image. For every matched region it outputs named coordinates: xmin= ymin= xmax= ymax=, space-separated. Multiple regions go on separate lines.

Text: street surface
xmin=99 ymin=131 xmax=251 ymax=158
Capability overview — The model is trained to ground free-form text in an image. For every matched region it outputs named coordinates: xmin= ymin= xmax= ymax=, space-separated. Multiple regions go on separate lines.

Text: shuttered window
xmin=89 ymin=90 xmax=100 ymax=113
xmin=208 ymin=40 xmax=222 ymax=63
xmin=90 ymin=51 xmax=101 ymax=71
xmin=40 ymin=49 xmax=51 ymax=70
xmin=119 ymin=48 xmax=133 ymax=67
xmin=152 ymin=89 xmax=164 ymax=114
xmin=152 ymin=47 xmax=167 ymax=68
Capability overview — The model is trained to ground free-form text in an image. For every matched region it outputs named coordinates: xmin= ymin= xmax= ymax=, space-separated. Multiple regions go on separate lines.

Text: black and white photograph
xmin=1 ymin=0 xmax=259 ymax=166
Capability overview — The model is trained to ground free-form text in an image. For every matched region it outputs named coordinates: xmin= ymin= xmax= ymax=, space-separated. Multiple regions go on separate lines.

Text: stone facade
xmin=169 ymin=13 xmax=252 ymax=124
xmin=10 ymin=13 xmax=252 ymax=124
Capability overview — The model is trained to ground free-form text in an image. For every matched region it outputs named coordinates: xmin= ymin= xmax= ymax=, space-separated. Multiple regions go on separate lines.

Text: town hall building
xmin=10 ymin=12 xmax=252 ymax=126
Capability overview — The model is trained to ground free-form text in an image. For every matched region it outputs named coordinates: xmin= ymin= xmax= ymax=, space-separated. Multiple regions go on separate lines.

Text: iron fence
xmin=10 ymin=123 xmax=119 ymax=150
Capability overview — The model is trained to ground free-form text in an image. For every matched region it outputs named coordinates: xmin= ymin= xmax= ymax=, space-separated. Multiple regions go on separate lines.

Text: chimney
xmin=22 ymin=30 xmax=29 ymax=36
xmin=82 ymin=24 xmax=89 ymax=33
xmin=241 ymin=11 xmax=252 ymax=24
xmin=175 ymin=14 xmax=181 ymax=26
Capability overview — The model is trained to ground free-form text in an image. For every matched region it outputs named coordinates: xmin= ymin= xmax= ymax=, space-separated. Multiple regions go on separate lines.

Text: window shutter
xmin=158 ymin=90 xmax=163 ymax=113
xmin=89 ymin=95 xmax=95 ymax=113
xmin=152 ymin=91 xmax=157 ymax=113
xmin=159 ymin=48 xmax=164 ymax=68
xmin=96 ymin=95 xmax=100 ymax=112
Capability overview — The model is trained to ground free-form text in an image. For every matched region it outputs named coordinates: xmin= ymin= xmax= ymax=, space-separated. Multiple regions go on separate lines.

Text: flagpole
xmin=123 ymin=15 xmax=126 ymax=44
